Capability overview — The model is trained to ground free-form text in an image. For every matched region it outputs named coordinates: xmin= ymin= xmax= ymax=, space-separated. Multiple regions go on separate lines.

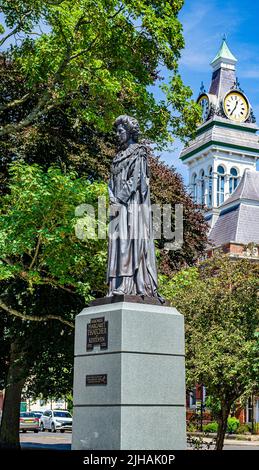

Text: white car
xmin=39 ymin=409 xmax=72 ymax=433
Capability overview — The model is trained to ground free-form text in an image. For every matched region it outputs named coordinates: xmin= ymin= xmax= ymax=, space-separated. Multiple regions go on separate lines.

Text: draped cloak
xmin=107 ymin=142 xmax=159 ymax=297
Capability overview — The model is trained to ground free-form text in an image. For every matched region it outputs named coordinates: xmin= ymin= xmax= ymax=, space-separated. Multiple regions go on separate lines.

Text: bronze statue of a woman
xmin=107 ymin=115 xmax=162 ymax=301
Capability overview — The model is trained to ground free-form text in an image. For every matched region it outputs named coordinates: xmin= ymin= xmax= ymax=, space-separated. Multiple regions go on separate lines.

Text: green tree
xmin=0 ymin=86 xmax=207 ymax=449
xmin=0 ymin=60 xmax=208 ymax=270
xmin=0 ymin=0 xmax=206 ymax=449
xmin=0 ymin=0 xmax=200 ymax=143
xmin=0 ymin=302 xmax=76 ymax=448
xmin=0 ymin=161 xmax=107 ymax=448
xmin=160 ymin=255 xmax=259 ymax=450
xmin=0 ymin=156 xmax=208 ymax=447
xmin=0 ymin=162 xmax=108 ymax=299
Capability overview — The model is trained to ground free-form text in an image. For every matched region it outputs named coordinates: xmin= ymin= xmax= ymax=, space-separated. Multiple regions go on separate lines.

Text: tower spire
xmin=210 ymin=37 xmax=237 ymax=71
xmin=209 ymin=38 xmax=237 ymax=98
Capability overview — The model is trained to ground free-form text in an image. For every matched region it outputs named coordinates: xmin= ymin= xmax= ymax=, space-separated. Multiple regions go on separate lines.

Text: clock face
xmin=197 ymin=94 xmax=210 ymax=122
xmin=223 ymin=91 xmax=249 ymax=122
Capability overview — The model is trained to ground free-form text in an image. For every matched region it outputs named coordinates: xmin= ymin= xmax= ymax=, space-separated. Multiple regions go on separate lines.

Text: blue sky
xmin=163 ymin=0 xmax=259 ymax=182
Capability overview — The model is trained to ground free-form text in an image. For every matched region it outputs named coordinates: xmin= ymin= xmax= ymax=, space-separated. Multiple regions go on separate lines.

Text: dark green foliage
xmin=160 ymin=255 xmax=259 ymax=449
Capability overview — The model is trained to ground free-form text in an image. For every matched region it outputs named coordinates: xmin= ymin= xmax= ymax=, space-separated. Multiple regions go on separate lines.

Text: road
xmin=20 ymin=432 xmax=259 ymax=451
xmin=224 ymin=442 xmax=259 ymax=450
xmin=224 ymin=445 xmax=259 ymax=450
xmin=20 ymin=431 xmax=71 ymax=450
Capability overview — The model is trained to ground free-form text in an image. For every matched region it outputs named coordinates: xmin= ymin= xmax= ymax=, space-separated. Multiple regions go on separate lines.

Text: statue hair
xmin=114 ymin=115 xmax=140 ymax=142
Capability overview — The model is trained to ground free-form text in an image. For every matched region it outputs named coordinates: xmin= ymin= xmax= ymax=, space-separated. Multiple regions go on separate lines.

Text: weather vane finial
xmin=200 ymin=81 xmax=206 ymax=94
xmin=223 ymin=33 xmax=227 ymax=41
xmin=232 ymin=76 xmax=243 ymax=93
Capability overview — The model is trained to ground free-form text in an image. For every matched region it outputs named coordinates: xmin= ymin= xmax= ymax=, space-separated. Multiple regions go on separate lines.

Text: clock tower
xmin=180 ymin=38 xmax=259 ymax=226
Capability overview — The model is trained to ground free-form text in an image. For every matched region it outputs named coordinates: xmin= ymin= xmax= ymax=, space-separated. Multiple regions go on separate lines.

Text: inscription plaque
xmin=86 ymin=374 xmax=107 ymax=386
xmin=87 ymin=316 xmax=108 ymax=351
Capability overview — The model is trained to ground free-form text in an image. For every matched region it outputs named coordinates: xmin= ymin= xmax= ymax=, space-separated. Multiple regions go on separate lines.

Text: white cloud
xmin=179 ymin=0 xmax=243 ymax=71
xmin=241 ymin=69 xmax=259 ymax=79
xmin=180 ymin=2 xmax=212 ymax=35
xmin=233 ymin=42 xmax=259 ymax=82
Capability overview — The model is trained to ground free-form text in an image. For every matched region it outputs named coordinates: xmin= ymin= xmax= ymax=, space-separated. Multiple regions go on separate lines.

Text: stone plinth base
xmin=72 ymin=300 xmax=186 ymax=450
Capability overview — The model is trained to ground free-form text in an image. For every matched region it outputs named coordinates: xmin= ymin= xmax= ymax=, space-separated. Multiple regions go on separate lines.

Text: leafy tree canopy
xmin=0 ymin=0 xmax=201 ymax=143
xmin=160 ymin=255 xmax=259 ymax=449
xmin=0 ymin=161 xmax=108 ymax=305
xmin=0 ymin=1 xmax=206 ymax=449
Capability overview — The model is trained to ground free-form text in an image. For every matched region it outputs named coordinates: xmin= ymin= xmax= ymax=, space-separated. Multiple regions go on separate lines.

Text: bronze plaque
xmin=86 ymin=316 xmax=108 ymax=351
xmin=85 ymin=374 xmax=107 ymax=386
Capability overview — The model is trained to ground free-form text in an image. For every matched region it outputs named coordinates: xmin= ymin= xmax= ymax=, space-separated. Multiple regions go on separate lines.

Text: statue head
xmin=114 ymin=115 xmax=140 ymax=148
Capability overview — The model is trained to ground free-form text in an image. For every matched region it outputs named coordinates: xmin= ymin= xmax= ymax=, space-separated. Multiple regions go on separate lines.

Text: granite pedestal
xmin=72 ymin=298 xmax=186 ymax=450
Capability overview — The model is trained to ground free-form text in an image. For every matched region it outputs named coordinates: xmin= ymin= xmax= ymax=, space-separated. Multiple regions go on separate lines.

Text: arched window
xmin=217 ymin=165 xmax=225 ymax=206
xmin=208 ymin=166 xmax=213 ymax=208
xmin=200 ymin=170 xmax=205 ymax=205
xmin=192 ymin=173 xmax=197 ymax=203
xmin=229 ymin=167 xmax=238 ymax=194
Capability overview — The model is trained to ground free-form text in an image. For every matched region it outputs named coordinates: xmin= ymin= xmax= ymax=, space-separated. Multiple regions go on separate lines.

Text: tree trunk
xmin=215 ymin=402 xmax=232 ymax=450
xmin=0 ymin=341 xmax=28 ymax=449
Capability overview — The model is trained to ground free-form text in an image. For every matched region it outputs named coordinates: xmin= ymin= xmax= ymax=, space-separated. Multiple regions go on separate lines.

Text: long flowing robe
xmin=107 ymin=142 xmax=159 ymax=297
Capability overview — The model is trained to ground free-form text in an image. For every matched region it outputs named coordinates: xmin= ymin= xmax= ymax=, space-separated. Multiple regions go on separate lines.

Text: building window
xmin=229 ymin=167 xmax=238 ymax=194
xmin=192 ymin=173 xmax=197 ymax=203
xmin=189 ymin=388 xmax=196 ymax=408
xmin=200 ymin=170 xmax=205 ymax=205
xmin=217 ymin=165 xmax=225 ymax=206
xmin=208 ymin=166 xmax=212 ymax=208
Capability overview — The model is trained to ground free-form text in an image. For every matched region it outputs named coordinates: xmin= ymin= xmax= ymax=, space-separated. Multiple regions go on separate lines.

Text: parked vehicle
xmin=39 ymin=409 xmax=72 ymax=433
xmin=20 ymin=412 xmax=40 ymax=433
xmin=32 ymin=411 xmax=43 ymax=419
